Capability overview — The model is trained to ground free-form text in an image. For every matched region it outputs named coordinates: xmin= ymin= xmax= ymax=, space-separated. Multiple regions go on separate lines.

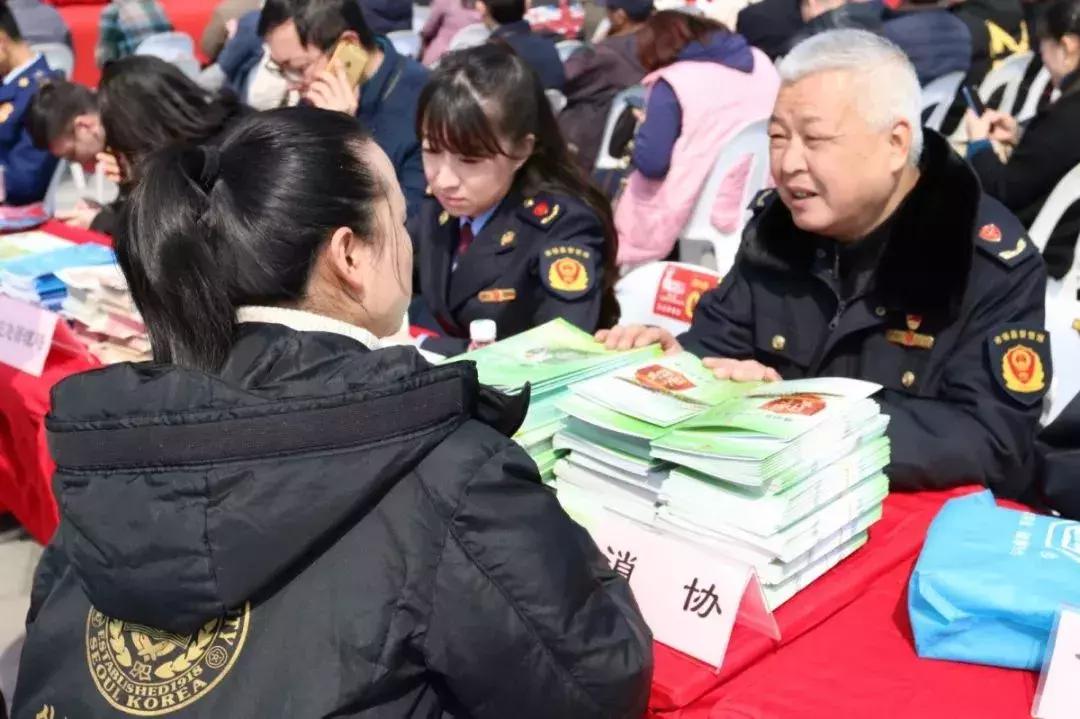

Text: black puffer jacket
xmin=13 ymin=321 xmax=652 ymax=718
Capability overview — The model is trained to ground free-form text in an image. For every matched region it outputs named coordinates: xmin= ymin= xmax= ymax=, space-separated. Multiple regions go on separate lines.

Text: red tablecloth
xmin=0 ymin=222 xmax=108 ymax=543
xmin=647 ymin=487 xmax=1038 ymax=718
xmin=56 ymin=0 xmax=217 ymax=87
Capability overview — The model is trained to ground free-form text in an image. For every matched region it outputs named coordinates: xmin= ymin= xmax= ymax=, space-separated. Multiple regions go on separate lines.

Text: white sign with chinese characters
xmin=593 ymin=512 xmax=779 ymax=669
xmin=1033 ymin=606 xmax=1080 ymax=719
xmin=0 ymin=295 xmax=57 ymax=377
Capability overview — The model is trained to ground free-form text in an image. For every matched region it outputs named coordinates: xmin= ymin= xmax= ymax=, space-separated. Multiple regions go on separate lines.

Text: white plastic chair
xmin=615 ymin=261 xmax=722 ymax=335
xmin=594 ymin=84 xmax=645 ymax=171
xmin=556 ymin=39 xmax=585 ymax=63
xmin=388 ymin=29 xmax=422 ymax=59
xmin=1017 ymin=66 xmax=1052 ymax=123
xmin=921 ymin=71 xmax=964 ymax=132
xmin=1023 ymin=163 xmax=1080 ymax=423
xmin=136 ymin=31 xmax=200 ymax=79
xmin=33 ymin=43 xmax=74 ymax=79
xmin=448 ymin=23 xmax=491 ymax=52
xmin=677 ymin=119 xmax=770 ymax=275
xmin=1028 ymin=163 xmax=1080 ymax=253
xmin=978 ymin=51 xmax=1034 ymax=115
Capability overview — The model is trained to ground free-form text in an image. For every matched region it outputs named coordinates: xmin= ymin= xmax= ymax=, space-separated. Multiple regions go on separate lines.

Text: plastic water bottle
xmin=468 ymin=319 xmax=497 ymax=351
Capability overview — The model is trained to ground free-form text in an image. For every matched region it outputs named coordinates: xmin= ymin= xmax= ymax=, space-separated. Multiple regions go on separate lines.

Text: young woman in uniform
xmin=411 ymin=43 xmax=620 ymax=356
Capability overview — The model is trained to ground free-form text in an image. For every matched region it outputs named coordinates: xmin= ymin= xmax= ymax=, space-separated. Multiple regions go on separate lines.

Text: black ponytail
xmin=118 ymin=107 xmax=382 ymax=372
xmin=417 ymin=44 xmax=621 ymax=328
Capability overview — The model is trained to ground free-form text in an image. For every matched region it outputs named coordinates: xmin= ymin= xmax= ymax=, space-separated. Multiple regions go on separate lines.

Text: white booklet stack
xmin=555 ymin=353 xmax=891 ymax=609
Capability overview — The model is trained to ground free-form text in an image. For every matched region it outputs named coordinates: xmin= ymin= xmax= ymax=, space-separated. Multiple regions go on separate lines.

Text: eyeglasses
xmin=264 ymin=57 xmax=314 ymax=84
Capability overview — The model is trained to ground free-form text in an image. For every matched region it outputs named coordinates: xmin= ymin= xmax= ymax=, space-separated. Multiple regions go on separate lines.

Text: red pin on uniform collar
xmin=533 ymin=201 xmax=550 ymax=218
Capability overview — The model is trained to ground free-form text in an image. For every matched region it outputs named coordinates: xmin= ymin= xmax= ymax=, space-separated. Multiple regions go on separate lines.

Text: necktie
xmin=453 ymin=221 xmax=474 ymax=272
xmin=457 ymin=221 xmax=474 ymax=257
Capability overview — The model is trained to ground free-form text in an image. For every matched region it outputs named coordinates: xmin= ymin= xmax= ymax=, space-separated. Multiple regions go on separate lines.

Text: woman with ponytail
xmin=14 ymin=106 xmax=651 ymax=718
xmin=410 ymin=44 xmax=620 ymax=357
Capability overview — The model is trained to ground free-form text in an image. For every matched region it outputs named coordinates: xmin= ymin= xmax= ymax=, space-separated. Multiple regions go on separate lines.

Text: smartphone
xmin=328 ymin=41 xmax=370 ymax=90
xmin=961 ymin=84 xmax=986 ymax=116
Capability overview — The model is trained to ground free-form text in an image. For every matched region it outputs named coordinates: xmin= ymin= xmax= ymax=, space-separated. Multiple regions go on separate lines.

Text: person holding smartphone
xmin=964 ymin=0 xmax=1080 ymax=279
xmin=259 ymin=0 xmax=430 ymax=220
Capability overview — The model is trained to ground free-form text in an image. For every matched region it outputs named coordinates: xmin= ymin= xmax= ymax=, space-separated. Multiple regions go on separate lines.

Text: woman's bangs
xmin=420 ymin=85 xmax=505 ymax=158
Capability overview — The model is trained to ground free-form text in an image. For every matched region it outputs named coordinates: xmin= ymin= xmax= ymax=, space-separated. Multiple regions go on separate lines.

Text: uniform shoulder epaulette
xmin=519 ymin=194 xmax=564 ymax=230
xmin=973 ymin=220 xmax=1035 ymax=269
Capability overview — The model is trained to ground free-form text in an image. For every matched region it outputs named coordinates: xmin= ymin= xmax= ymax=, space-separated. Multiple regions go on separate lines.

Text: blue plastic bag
xmin=909 ymin=491 xmax=1080 ymax=670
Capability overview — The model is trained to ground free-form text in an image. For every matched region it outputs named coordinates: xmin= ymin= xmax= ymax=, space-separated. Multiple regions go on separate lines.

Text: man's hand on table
xmin=596 ymin=325 xmax=683 ymax=353
xmin=596 ymin=325 xmax=781 ymax=381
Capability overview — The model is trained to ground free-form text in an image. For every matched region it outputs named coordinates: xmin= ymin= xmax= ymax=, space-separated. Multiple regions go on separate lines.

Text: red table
xmin=647 ymin=487 xmax=1038 ymax=718
xmin=0 ymin=222 xmax=1043 ymax=716
xmin=0 ymin=221 xmax=108 ymax=543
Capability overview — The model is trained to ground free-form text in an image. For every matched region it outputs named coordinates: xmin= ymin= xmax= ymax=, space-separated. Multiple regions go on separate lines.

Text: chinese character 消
xmin=605 ymin=547 xmax=637 ymax=581
xmin=682 ymin=578 xmax=722 ymax=618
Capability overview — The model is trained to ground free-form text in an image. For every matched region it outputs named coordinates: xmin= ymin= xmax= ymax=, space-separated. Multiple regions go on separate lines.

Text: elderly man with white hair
xmin=600 ymin=29 xmax=1050 ymax=499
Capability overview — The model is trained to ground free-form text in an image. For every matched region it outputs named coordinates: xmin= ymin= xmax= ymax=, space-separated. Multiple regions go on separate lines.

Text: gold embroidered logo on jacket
xmin=85 ymin=603 xmax=250 ymax=715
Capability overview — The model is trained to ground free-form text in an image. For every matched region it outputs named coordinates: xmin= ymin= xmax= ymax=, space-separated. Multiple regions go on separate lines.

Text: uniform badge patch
xmin=86 ymin=603 xmax=251 ymax=715
xmin=0 ymin=102 xmax=14 ymax=124
xmin=499 ymin=230 xmax=516 ymax=248
xmin=521 ymin=197 xmax=563 ymax=228
xmin=548 ymin=257 xmax=588 ymax=292
xmin=987 ymin=326 xmax=1051 ymax=405
xmin=979 ymin=224 xmax=1002 ymax=243
xmin=438 ymin=210 xmax=449 ymax=226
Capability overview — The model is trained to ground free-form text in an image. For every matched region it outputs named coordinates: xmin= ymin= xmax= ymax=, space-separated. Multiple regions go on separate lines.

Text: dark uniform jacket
xmin=13 ymin=321 xmax=652 ymax=718
xmin=679 ymin=131 xmax=1050 ymax=499
xmin=971 ymin=71 xmax=1080 ymax=279
xmin=413 ymin=190 xmax=613 ymax=356
xmin=0 ymin=54 xmax=58 ymax=206
xmin=490 ymin=20 xmax=566 ymax=91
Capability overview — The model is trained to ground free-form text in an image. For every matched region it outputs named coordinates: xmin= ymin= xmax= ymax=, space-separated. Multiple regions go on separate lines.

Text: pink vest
xmin=615 ymin=49 xmax=780 ymax=266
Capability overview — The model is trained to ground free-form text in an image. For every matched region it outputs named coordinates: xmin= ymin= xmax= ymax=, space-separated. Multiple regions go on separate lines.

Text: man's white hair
xmin=778 ymin=29 xmax=924 ymax=166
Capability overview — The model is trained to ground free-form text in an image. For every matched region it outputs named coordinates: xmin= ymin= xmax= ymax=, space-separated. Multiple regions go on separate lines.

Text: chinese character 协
xmin=682 ymin=578 xmax=722 ymax=619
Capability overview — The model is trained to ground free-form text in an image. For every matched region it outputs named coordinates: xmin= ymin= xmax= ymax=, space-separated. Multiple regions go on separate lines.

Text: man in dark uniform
xmin=482 ymin=0 xmax=566 ymax=91
xmin=413 ymin=188 xmax=613 ymax=356
xmin=600 ymin=29 xmax=1050 ymax=499
xmin=0 ymin=4 xmax=57 ymax=206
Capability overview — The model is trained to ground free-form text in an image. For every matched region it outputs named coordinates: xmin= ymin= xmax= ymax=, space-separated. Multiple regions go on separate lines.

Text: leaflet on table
xmin=449 ymin=318 xmax=657 ymax=391
xmin=571 ymin=353 xmax=759 ymax=427
xmin=554 ymin=429 xmax=667 ymax=475
xmin=559 ymin=451 xmax=668 ymax=493
xmin=673 ymin=377 xmax=882 ymax=441
xmin=663 ymin=436 xmax=891 ymax=535
xmin=661 ymin=473 xmax=888 ymax=563
xmin=659 ymin=500 xmax=881 ymax=586
xmin=764 ymin=532 xmax=869 ymax=610
xmin=0 ymin=232 xmax=72 ymax=261
xmin=653 ymin=406 xmax=888 ymax=488
xmin=557 ymin=394 xmax=670 ymax=442
xmin=554 ymin=465 xmax=660 ymax=524
xmin=515 ymin=418 xmax=566 ymax=452
xmin=532 ymin=448 xmax=566 ymax=476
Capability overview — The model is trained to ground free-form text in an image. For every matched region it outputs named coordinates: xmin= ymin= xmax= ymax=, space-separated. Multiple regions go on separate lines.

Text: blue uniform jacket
xmin=679 ymin=131 xmax=1050 ymax=500
xmin=0 ymin=55 xmax=58 ymax=206
xmin=410 ymin=189 xmax=613 ymax=356
xmin=490 ymin=21 xmax=566 ymax=91
xmin=358 ymin=37 xmax=429 ymax=220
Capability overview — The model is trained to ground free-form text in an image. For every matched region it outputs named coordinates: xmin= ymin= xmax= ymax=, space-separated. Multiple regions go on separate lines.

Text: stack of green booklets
xmin=449 ymin=319 xmax=655 ymax=484
xmin=553 ymin=353 xmax=891 ymax=609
